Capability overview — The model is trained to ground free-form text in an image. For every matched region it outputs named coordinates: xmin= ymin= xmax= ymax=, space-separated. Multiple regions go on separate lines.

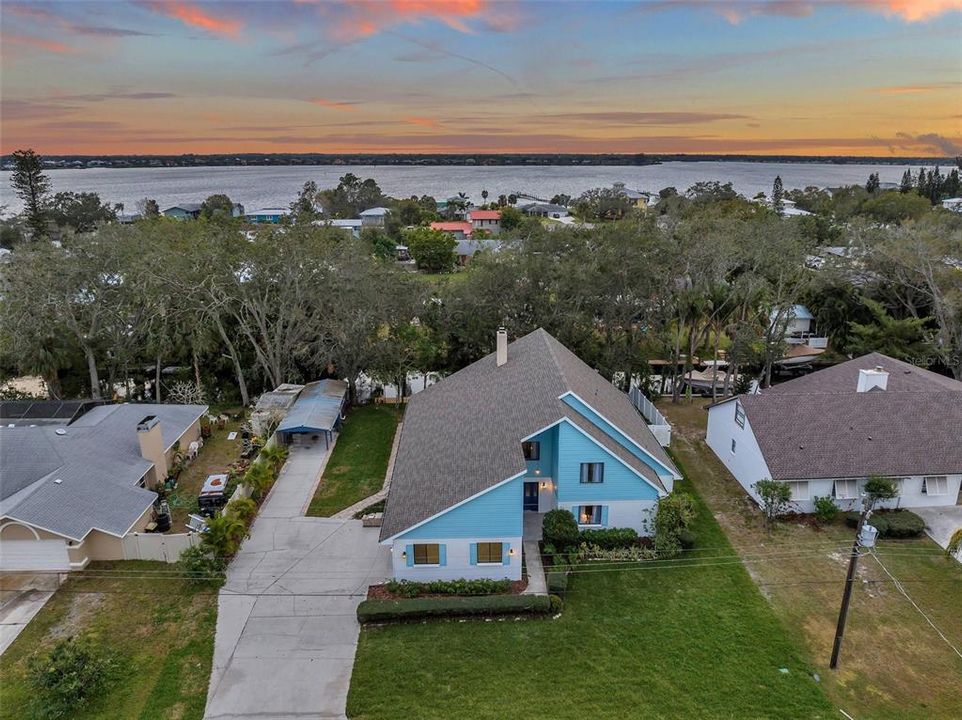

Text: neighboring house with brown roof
xmin=705 ymin=353 xmax=962 ymax=514
xmin=380 ymin=328 xmax=680 ymax=582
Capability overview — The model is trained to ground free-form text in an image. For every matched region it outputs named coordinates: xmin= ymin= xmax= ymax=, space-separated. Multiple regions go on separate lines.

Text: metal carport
xmin=275 ymin=379 xmax=349 ymax=448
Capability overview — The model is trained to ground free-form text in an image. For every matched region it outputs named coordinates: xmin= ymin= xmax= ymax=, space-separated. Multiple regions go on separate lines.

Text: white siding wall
xmin=390 ymin=537 xmax=522 ymax=582
xmin=788 ymin=475 xmax=962 ymax=514
xmin=706 ymin=401 xmax=773 ymax=504
xmin=556 ymin=500 xmax=658 ymax=536
xmin=707 ymin=402 xmax=962 ymax=513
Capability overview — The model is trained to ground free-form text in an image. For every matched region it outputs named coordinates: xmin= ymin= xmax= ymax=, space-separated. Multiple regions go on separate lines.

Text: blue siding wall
xmin=555 ymin=421 xmax=660 ymax=503
xmin=561 ymin=394 xmax=674 ymax=477
xmin=525 ymin=425 xmax=558 ymax=479
xmin=397 ymin=476 xmax=523 ymax=540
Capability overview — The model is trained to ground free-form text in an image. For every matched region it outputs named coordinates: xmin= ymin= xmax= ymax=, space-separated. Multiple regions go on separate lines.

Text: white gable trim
xmin=559 ymin=391 xmax=680 ymax=480
xmin=560 ymin=418 xmax=668 ymax=497
xmin=380 ymin=470 xmax=526 ymax=545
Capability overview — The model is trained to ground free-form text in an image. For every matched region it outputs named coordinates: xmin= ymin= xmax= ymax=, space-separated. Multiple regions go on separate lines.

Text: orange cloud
xmin=2 ymin=34 xmax=79 ymax=55
xmin=327 ymin=0 xmax=488 ymax=40
xmin=310 ymin=97 xmax=359 ymax=112
xmin=147 ymin=2 xmax=242 ymax=38
xmin=404 ymin=116 xmax=441 ymax=128
xmin=869 ymin=0 xmax=962 ymax=21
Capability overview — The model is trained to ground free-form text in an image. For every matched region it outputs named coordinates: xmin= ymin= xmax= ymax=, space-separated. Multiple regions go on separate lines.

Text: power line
xmin=869 ymin=550 xmax=962 ymax=660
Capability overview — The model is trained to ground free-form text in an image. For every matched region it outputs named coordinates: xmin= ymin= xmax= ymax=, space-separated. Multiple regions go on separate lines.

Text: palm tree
xmin=258 ymin=444 xmax=289 ymax=471
xmin=244 ymin=461 xmax=273 ymax=500
xmin=202 ymin=514 xmax=248 ymax=557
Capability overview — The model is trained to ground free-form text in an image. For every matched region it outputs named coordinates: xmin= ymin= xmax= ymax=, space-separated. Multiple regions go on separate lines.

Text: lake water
xmin=0 ymin=161 xmax=926 ymax=213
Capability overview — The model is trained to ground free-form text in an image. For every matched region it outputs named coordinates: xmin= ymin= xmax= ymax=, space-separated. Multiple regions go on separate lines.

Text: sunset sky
xmin=1 ymin=0 xmax=961 ymax=156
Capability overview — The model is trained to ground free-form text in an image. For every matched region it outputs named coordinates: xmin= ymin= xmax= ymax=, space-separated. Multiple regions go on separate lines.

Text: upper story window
xmin=522 ymin=441 xmax=541 ymax=461
xmin=734 ymin=402 xmax=746 ymax=429
xmin=580 ymin=462 xmax=604 ymax=484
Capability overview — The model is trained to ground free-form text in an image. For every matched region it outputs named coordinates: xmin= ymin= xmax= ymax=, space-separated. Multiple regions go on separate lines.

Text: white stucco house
xmin=706 ymin=353 xmax=962 ymax=514
xmin=379 ymin=328 xmax=680 ymax=582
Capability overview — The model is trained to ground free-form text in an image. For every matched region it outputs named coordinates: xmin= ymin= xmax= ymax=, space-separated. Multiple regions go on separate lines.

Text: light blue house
xmin=245 ymin=207 xmax=289 ymax=224
xmin=379 ymin=328 xmax=680 ymax=582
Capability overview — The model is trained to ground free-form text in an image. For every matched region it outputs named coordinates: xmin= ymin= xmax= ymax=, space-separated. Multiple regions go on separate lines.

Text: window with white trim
xmin=734 ymin=402 xmax=746 ymax=429
xmin=788 ymin=481 xmax=809 ymax=501
xmin=413 ymin=544 xmax=440 ymax=565
xmin=476 ymin=542 xmax=503 ymax=564
xmin=832 ymin=479 xmax=858 ymax=500
xmin=578 ymin=505 xmax=602 ymax=525
xmin=922 ymin=476 xmax=948 ymax=496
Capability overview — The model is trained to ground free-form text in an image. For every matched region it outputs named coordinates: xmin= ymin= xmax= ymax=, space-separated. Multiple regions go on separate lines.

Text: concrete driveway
xmin=914 ymin=505 xmax=962 ymax=558
xmin=205 ymin=441 xmax=391 ymax=720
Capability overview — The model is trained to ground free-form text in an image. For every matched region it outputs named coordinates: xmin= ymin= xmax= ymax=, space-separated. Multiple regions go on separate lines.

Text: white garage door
xmin=0 ymin=540 xmax=71 ymax=572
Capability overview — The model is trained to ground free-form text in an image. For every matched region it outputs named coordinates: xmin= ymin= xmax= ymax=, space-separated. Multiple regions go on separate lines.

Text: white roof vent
xmin=55 ymin=428 xmax=67 ymax=435
xmin=53 ymin=478 xmax=63 ymax=484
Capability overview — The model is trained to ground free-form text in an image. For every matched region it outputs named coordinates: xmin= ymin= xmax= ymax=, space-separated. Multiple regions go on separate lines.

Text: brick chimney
xmin=857 ymin=366 xmax=888 ymax=393
xmin=137 ymin=415 xmax=168 ymax=489
xmin=496 ymin=327 xmax=508 ymax=367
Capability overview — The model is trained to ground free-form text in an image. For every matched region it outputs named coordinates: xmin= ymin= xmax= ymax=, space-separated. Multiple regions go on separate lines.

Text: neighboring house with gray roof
xmin=706 ymin=353 xmax=962 ymax=514
xmin=379 ymin=328 xmax=680 ymax=582
xmin=0 ymin=401 xmax=206 ymax=571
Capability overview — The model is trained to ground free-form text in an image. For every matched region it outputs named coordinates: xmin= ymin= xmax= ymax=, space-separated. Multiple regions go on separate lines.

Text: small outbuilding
xmin=275 ymin=379 xmax=349 ymax=448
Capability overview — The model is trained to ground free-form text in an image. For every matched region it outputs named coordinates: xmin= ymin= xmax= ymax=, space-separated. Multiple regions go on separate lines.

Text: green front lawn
xmin=306 ymin=404 xmax=401 ymax=517
xmin=0 ymin=561 xmax=217 ymax=720
xmin=347 ymin=477 xmax=834 ymax=719
xmin=661 ymin=399 xmax=962 ymax=720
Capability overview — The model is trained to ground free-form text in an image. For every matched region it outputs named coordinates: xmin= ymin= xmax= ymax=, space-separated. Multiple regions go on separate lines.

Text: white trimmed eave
xmin=379 ymin=470 xmax=527 ymax=545
xmin=559 ymin=390 xmax=681 ymax=480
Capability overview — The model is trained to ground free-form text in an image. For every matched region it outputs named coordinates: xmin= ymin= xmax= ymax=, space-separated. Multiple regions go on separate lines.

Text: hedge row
xmin=357 ymin=594 xmax=556 ymax=623
xmin=843 ymin=510 xmax=925 ymax=539
xmin=578 ymin=527 xmax=638 ymax=549
xmin=385 ymin=578 xmax=511 ymax=598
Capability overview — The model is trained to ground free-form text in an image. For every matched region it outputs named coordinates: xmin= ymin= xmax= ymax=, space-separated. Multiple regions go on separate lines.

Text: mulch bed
xmin=367 ymin=579 xmax=527 ymax=600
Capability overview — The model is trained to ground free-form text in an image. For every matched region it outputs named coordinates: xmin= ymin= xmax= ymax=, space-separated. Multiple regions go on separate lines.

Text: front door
xmin=523 ymin=481 xmax=540 ymax=512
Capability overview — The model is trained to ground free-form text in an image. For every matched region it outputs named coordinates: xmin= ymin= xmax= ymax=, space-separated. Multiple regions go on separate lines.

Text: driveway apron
xmin=205 ymin=441 xmax=390 ymax=720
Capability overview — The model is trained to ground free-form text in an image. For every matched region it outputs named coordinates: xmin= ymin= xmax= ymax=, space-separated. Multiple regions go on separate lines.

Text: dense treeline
xmin=1 ymin=158 xmax=960 ymax=404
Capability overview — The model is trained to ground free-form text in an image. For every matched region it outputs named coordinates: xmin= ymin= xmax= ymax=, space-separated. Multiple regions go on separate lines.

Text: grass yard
xmin=0 ymin=561 xmax=217 ymax=720
xmin=660 ymin=399 xmax=962 ymax=720
xmin=306 ymin=404 xmax=401 ymax=517
xmin=167 ymin=414 xmax=243 ymax=531
xmin=347 ymin=476 xmax=834 ymax=719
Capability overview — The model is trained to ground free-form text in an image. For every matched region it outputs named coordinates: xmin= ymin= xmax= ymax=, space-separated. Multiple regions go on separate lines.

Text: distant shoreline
xmin=1 ymin=152 xmax=956 ymax=171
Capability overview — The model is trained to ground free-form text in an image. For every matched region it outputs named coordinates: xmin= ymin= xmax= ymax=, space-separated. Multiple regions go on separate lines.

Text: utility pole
xmin=829 ymin=497 xmax=876 ymax=670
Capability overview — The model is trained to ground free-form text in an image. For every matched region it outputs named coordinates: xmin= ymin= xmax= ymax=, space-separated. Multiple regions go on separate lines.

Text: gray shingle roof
xmin=737 ymin=353 xmax=962 ymax=480
xmin=767 ymin=352 xmax=962 ymax=394
xmin=0 ymin=403 xmax=206 ymax=540
xmin=379 ymin=328 xmax=678 ymax=541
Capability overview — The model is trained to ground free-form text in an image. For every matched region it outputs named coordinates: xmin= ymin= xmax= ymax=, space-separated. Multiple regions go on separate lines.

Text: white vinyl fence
xmin=628 ymin=387 xmax=672 ymax=447
xmin=122 ymin=532 xmax=201 ymax=563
